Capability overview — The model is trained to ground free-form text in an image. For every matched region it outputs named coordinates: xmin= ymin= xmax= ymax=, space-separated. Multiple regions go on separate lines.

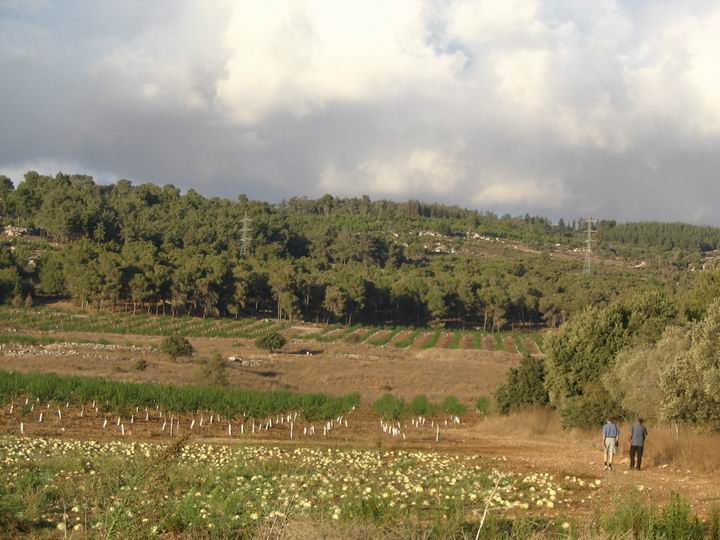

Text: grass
xmin=0 ymin=307 xmax=287 ymax=340
xmin=420 ymin=329 xmax=442 ymax=349
xmin=513 ymin=334 xmax=531 ymax=355
xmin=0 ymin=369 xmax=359 ymax=420
xmin=0 ymin=436 xmax=606 ymax=538
xmin=473 ymin=331 xmax=485 ymax=350
xmin=393 ymin=328 xmax=423 ymax=349
xmin=447 ymin=330 xmax=463 ymax=349
xmin=372 ymin=393 xmax=466 ymax=420
xmin=0 ymin=307 xmax=547 ymax=352
xmin=367 ymin=328 xmax=400 ymax=346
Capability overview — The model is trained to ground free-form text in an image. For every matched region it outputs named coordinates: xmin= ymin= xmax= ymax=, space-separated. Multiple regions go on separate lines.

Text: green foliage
xmin=661 ymin=300 xmax=720 ymax=429
xmin=604 ymin=326 xmax=689 ymax=423
xmin=368 ymin=328 xmax=399 ymax=346
xmin=447 ymin=331 xmax=463 ymax=349
xmin=475 ymin=396 xmax=491 ymax=416
xmin=372 ymin=394 xmax=407 ymax=420
xmin=560 ymin=384 xmax=625 ymax=429
xmin=394 ymin=328 xmax=423 ymax=348
xmin=410 ymin=394 xmax=438 ymax=416
xmin=255 ymin=331 xmax=287 ymax=352
xmin=194 ymin=353 xmax=228 ymax=386
xmin=0 ymin=369 xmax=359 ymax=420
xmin=372 ymin=393 xmax=464 ymax=419
xmin=421 ymin=329 xmax=442 ymax=349
xmin=545 ymin=304 xmax=631 ymax=409
xmin=495 ymin=354 xmax=549 ymax=415
xmin=440 ymin=395 xmax=466 ymax=415
xmin=159 ymin=335 xmax=194 ymax=360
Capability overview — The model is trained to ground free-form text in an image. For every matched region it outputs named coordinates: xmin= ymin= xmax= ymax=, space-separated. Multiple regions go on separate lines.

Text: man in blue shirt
xmin=602 ymin=418 xmax=620 ymax=471
xmin=628 ymin=418 xmax=648 ymax=470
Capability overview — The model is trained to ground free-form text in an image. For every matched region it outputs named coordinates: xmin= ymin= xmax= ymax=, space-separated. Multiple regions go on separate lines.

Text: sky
xmin=2 ymin=0 xmax=720 ymax=224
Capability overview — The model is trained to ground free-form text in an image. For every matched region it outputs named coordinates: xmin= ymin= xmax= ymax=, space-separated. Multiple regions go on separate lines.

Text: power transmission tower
xmin=240 ymin=211 xmax=253 ymax=256
xmin=582 ymin=217 xmax=597 ymax=274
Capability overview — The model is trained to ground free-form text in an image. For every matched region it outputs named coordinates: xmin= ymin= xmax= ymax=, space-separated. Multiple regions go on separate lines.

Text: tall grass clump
xmin=372 ymin=394 xmax=406 ymax=420
xmin=598 ymin=493 xmax=704 ymax=540
xmin=0 ymin=369 xmax=359 ymax=420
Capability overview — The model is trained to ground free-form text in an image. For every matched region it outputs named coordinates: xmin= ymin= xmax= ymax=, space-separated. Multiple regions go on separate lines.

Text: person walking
xmin=629 ymin=418 xmax=648 ymax=470
xmin=602 ymin=418 xmax=620 ymax=471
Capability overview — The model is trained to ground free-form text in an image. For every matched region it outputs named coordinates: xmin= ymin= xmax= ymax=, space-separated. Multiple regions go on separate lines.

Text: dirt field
xmin=2 ymin=331 xmax=719 ymax=526
xmin=0 ymin=332 xmax=519 ymax=403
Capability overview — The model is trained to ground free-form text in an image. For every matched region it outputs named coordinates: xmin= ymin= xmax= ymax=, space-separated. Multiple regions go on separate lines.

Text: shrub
xmin=132 ymin=358 xmax=148 ymax=371
xmin=410 ymin=394 xmax=435 ymax=416
xmin=494 ymin=354 xmax=549 ymax=415
xmin=475 ymin=396 xmax=491 ymax=416
xmin=560 ymin=384 xmax=624 ymax=429
xmin=656 ymin=492 xmax=704 ymax=539
xmin=0 ymin=369 xmax=359 ymax=420
xmin=159 ymin=336 xmax=193 ymax=360
xmin=255 ymin=331 xmax=287 ymax=352
xmin=372 ymin=394 xmax=407 ymax=420
xmin=441 ymin=395 xmax=466 ymax=416
xmin=195 ymin=353 xmax=228 ymax=387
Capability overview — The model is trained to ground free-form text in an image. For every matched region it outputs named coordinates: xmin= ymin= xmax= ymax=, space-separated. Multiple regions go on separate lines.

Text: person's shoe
xmin=608 ymin=464 xmax=613 ymax=471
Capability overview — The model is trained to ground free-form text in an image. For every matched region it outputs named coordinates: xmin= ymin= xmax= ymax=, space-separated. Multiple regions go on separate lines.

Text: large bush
xmin=544 ymin=290 xmax=677 ymax=428
xmin=495 ymin=354 xmax=549 ymax=415
xmin=603 ymin=326 xmax=689 ymax=423
xmin=159 ymin=336 xmax=194 ymax=360
xmin=195 ymin=353 xmax=228 ymax=387
xmin=660 ymin=300 xmax=720 ymax=429
xmin=255 ymin=331 xmax=287 ymax=352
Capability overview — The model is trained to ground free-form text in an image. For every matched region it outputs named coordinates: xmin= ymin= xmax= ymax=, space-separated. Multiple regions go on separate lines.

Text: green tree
xmin=661 ymin=300 xmax=720 ymax=429
xmin=495 ymin=354 xmax=549 ymax=414
xmin=159 ymin=336 xmax=194 ymax=360
xmin=195 ymin=353 xmax=228 ymax=386
xmin=255 ymin=331 xmax=287 ymax=353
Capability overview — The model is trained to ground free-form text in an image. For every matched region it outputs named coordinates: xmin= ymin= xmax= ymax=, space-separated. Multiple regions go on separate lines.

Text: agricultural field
xmin=0 ymin=307 xmax=545 ymax=354
xmin=2 ymin=309 xmax=720 ymax=538
xmin=0 ymin=436 xmax=603 ymax=538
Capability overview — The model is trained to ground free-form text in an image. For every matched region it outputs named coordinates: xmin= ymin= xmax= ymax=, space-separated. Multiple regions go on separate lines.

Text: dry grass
xmin=481 ymin=408 xmax=563 ymax=438
xmin=644 ymin=426 xmax=720 ymax=473
xmin=483 ymin=409 xmax=720 ymax=473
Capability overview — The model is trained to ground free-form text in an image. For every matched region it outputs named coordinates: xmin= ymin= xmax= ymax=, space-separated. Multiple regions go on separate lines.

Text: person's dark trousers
xmin=630 ymin=445 xmax=644 ymax=470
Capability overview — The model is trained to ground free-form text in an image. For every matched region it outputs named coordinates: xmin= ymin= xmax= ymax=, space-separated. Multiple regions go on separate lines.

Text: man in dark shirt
xmin=629 ymin=418 xmax=648 ymax=470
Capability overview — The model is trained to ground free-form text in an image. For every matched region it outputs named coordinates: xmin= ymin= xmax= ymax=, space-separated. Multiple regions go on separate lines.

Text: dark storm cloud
xmin=2 ymin=0 xmax=720 ymax=223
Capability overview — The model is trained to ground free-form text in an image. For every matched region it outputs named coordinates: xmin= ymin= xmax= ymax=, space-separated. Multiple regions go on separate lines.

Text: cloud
xmin=2 ymin=0 xmax=720 ymax=223
xmin=320 ymin=147 xmax=465 ymax=196
xmin=215 ymin=0 xmax=465 ymax=124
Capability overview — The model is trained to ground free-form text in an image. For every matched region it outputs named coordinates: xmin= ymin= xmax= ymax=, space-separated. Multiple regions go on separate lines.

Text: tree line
xmin=0 ymin=171 xmax=709 ymax=327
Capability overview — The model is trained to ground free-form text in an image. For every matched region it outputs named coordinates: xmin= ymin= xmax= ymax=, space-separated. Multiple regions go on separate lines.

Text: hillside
xmin=1 ymin=171 xmax=717 ymax=328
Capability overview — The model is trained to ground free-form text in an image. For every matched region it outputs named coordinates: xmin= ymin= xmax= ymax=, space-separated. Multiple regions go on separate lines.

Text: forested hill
xmin=0 ymin=171 xmax=717 ymax=328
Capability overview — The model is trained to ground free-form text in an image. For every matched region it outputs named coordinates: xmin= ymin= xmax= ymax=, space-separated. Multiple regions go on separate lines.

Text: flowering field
xmin=0 ymin=436 xmax=598 ymax=537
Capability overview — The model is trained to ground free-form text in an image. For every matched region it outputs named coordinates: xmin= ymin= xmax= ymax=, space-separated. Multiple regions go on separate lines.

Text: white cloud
xmin=473 ymin=174 xmax=567 ymax=209
xmin=215 ymin=0 xmax=465 ymax=124
xmin=320 ymin=148 xmax=465 ymax=196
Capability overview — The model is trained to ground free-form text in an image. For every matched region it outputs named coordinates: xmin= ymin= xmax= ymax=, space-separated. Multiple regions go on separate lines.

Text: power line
xmin=582 ymin=217 xmax=597 ymax=274
xmin=240 ymin=211 xmax=252 ymax=256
